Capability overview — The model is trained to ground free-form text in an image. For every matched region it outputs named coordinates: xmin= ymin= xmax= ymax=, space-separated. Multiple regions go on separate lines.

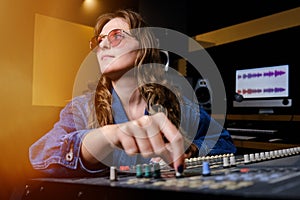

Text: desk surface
xmin=23 ymin=147 xmax=300 ymax=200
xmin=233 ymin=138 xmax=300 ymax=150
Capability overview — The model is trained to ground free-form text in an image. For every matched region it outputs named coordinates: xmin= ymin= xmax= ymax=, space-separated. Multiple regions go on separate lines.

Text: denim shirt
xmin=29 ymin=90 xmax=236 ymax=177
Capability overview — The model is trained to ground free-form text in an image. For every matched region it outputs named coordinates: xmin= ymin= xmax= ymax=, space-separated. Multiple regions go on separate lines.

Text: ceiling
xmin=185 ymin=1 xmax=300 ymax=36
xmin=193 ymin=7 xmax=300 ymax=49
xmin=106 ymin=0 xmax=300 ymax=38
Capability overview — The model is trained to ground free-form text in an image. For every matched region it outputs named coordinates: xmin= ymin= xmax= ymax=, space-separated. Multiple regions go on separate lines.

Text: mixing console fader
xmin=23 ymin=147 xmax=300 ymax=200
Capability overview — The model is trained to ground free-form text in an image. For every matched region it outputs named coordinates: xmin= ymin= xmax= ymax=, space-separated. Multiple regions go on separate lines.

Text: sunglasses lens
xmin=108 ymin=29 xmax=124 ymax=47
xmin=90 ymin=29 xmax=128 ymax=51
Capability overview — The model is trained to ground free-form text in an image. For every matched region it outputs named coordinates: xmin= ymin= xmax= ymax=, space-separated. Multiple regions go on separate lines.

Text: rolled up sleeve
xmin=29 ymin=94 xmax=107 ymax=177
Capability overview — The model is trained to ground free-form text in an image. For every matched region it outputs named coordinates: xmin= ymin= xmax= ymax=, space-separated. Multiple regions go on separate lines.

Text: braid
xmin=94 ymin=76 xmax=113 ymax=126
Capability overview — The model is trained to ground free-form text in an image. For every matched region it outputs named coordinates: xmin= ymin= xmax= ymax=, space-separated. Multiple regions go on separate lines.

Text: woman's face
xmin=96 ymin=17 xmax=140 ymax=80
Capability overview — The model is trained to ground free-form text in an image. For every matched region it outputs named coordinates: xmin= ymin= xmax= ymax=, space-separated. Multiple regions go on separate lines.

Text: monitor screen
xmin=233 ymin=64 xmax=291 ymax=110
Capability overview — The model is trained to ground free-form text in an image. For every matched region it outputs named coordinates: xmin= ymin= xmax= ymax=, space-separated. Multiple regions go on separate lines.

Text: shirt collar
xmin=111 ymin=89 xmax=149 ymax=124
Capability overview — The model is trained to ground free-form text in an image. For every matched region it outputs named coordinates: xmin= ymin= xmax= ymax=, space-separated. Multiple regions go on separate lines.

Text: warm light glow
xmin=32 ymin=14 xmax=94 ymax=107
xmin=82 ymin=0 xmax=98 ymax=10
xmin=193 ymin=7 xmax=300 ymax=51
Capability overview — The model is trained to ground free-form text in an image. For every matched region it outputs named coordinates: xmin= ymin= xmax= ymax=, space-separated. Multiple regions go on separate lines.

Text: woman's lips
xmin=101 ymin=55 xmax=115 ymax=60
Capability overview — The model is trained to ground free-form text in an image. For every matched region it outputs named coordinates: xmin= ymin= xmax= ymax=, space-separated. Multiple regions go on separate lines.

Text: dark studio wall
xmin=207 ymin=25 xmax=300 ymax=115
xmin=138 ymin=1 xmax=300 ymax=141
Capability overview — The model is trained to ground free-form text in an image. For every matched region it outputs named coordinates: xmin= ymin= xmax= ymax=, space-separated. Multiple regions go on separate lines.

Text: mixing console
xmin=23 ymin=147 xmax=300 ymax=200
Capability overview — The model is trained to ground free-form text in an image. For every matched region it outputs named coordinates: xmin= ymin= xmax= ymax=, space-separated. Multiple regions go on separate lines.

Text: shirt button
xmin=66 ymin=151 xmax=73 ymax=161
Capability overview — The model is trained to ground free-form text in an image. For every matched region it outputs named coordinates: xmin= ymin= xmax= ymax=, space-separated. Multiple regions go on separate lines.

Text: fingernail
xmin=177 ymin=164 xmax=184 ymax=173
xmin=176 ymin=164 xmax=184 ymax=178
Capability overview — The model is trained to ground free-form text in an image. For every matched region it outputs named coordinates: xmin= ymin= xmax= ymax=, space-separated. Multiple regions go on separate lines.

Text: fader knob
xmin=110 ymin=166 xmax=117 ymax=181
xmin=223 ymin=156 xmax=230 ymax=168
xmin=202 ymin=161 xmax=211 ymax=176
xmin=230 ymin=155 xmax=236 ymax=166
xmin=152 ymin=163 xmax=161 ymax=179
xmin=135 ymin=164 xmax=143 ymax=178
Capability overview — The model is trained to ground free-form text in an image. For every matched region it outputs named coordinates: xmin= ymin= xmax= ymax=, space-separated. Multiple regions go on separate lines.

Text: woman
xmin=29 ymin=9 xmax=236 ymax=177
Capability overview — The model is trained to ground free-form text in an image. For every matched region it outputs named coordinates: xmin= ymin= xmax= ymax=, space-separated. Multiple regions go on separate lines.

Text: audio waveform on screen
xmin=237 ymin=87 xmax=286 ymax=95
xmin=235 ymin=64 xmax=289 ymax=98
xmin=237 ymin=70 xmax=286 ymax=79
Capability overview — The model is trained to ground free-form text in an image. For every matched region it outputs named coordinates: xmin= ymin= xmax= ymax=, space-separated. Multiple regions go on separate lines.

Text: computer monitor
xmin=233 ymin=64 xmax=291 ymax=114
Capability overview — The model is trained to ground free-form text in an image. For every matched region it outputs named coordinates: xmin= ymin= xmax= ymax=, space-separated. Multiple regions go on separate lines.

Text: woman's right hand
xmin=81 ymin=112 xmax=185 ymax=173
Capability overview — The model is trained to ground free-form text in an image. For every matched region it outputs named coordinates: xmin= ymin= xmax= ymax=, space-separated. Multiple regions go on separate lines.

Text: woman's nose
xmin=99 ymin=37 xmax=111 ymax=49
